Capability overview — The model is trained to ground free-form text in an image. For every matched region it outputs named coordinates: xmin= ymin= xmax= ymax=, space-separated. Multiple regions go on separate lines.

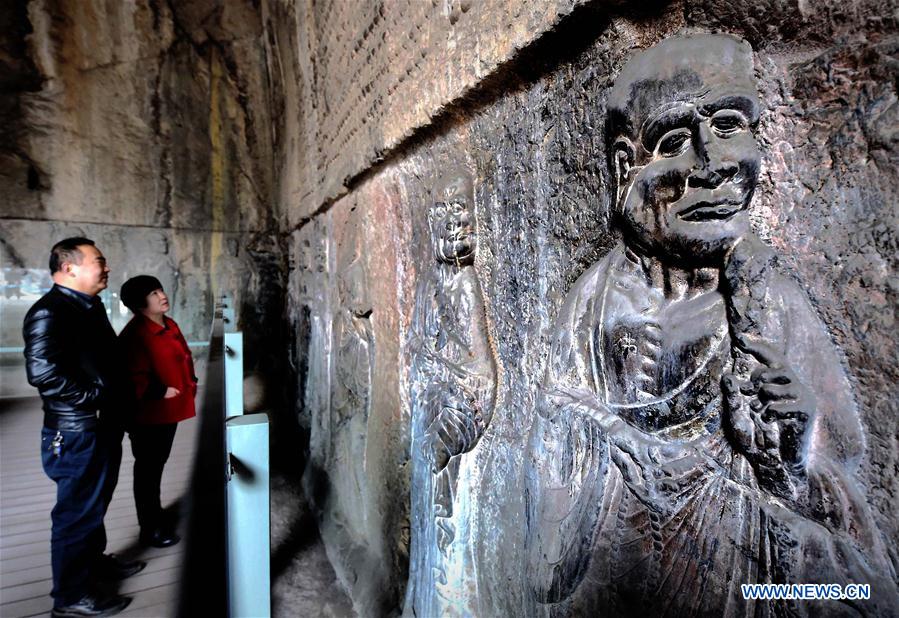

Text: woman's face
xmin=143 ymin=288 xmax=170 ymax=316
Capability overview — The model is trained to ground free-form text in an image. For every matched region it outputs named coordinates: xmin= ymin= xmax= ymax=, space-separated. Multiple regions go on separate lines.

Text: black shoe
xmin=51 ymin=593 xmax=131 ymax=617
xmin=139 ymin=527 xmax=180 ymax=548
xmin=96 ymin=553 xmax=146 ymax=581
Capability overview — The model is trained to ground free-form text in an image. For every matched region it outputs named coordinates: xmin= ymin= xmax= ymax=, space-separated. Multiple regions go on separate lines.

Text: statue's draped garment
xmin=406 ymin=265 xmax=495 ymax=617
xmin=527 ymin=242 xmax=897 ymax=616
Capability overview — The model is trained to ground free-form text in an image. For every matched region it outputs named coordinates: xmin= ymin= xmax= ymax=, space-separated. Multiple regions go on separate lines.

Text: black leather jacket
xmin=23 ymin=284 xmax=127 ymax=431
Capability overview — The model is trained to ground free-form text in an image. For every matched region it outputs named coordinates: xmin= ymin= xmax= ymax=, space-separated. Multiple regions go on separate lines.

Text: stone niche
xmin=288 ymin=2 xmax=899 ymax=616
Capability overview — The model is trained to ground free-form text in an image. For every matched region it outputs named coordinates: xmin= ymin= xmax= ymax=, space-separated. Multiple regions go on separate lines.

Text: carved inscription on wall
xmin=405 ymin=171 xmax=497 ymax=617
xmin=525 ymin=34 xmax=898 ymax=616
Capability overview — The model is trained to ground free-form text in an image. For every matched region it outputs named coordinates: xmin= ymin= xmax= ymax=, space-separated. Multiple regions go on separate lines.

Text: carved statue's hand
xmin=723 ymin=335 xmax=815 ymax=499
xmin=424 ymin=407 xmax=458 ymax=472
xmin=605 ymin=421 xmax=651 ymax=498
xmin=424 ymin=395 xmax=481 ymax=472
xmin=722 ymin=372 xmax=789 ymax=489
xmin=740 ymin=335 xmax=815 ymax=469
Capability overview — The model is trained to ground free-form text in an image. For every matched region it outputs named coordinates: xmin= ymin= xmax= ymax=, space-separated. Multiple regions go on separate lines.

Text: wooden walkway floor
xmin=0 ymin=396 xmax=197 ymax=617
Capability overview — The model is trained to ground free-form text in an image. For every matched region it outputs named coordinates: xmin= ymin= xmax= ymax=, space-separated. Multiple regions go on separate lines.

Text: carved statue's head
xmin=607 ymin=34 xmax=761 ymax=265
xmin=429 ymin=170 xmax=476 ymax=266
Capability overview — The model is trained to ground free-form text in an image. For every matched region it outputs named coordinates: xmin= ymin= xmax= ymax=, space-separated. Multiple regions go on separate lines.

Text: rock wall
xmin=262 ymin=0 xmax=590 ymax=224
xmin=1 ymin=0 xmax=284 ymax=400
xmin=283 ymin=0 xmax=899 ymax=615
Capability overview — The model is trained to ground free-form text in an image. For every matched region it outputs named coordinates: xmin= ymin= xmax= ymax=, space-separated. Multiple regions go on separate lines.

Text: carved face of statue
xmin=608 ymin=35 xmax=761 ymax=265
xmin=430 ymin=173 xmax=476 ymax=265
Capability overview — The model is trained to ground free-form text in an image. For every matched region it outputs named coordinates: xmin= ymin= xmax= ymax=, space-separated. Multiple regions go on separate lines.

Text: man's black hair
xmin=49 ymin=237 xmax=95 ymax=274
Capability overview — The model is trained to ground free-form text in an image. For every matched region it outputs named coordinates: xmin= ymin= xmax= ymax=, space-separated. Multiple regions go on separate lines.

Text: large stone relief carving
xmin=525 ymin=34 xmax=898 ymax=616
xmin=405 ymin=171 xmax=497 ymax=617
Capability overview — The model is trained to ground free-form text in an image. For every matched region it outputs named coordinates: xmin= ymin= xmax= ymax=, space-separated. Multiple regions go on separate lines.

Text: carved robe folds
xmin=406 ymin=264 xmax=496 ymax=617
xmin=526 ymin=242 xmax=898 ymax=616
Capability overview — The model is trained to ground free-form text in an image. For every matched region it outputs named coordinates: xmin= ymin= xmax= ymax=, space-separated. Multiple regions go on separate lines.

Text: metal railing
xmin=178 ymin=296 xmax=270 ymax=618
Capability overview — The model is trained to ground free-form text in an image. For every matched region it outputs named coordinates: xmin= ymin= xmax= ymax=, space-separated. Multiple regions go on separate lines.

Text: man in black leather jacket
xmin=24 ymin=237 xmax=143 ymax=618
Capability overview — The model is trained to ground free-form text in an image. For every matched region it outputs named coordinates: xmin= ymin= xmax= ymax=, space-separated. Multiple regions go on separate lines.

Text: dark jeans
xmin=129 ymin=423 xmax=177 ymax=532
xmin=41 ymin=425 xmax=121 ymax=606
xmin=103 ymin=428 xmax=123 ymax=508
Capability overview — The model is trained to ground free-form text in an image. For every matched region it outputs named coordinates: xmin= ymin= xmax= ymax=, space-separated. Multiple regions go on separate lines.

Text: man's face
xmin=62 ymin=244 xmax=109 ymax=296
xmin=430 ymin=194 xmax=475 ymax=264
xmin=617 ymin=91 xmax=759 ymax=264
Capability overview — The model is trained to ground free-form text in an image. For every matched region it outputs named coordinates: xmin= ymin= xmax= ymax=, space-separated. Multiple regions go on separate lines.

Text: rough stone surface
xmin=262 ymin=0 xmax=590 ymax=224
xmin=270 ymin=474 xmax=354 ymax=618
xmin=286 ymin=1 xmax=899 ymax=615
xmin=288 ymin=179 xmax=414 ymax=615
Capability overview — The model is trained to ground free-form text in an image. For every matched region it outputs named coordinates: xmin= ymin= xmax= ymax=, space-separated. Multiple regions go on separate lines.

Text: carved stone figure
xmin=526 ymin=34 xmax=898 ymax=616
xmin=293 ymin=226 xmax=331 ymax=467
xmin=330 ymin=252 xmax=374 ymax=539
xmin=405 ymin=171 xmax=497 ymax=617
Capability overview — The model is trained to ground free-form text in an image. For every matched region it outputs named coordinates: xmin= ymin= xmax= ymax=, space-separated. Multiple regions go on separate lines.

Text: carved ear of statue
xmin=612 ymin=137 xmax=636 ymax=212
xmin=426 ymin=202 xmax=438 ymax=228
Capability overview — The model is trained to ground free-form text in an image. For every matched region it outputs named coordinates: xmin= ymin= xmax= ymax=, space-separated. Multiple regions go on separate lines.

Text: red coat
xmin=120 ymin=314 xmax=197 ymax=425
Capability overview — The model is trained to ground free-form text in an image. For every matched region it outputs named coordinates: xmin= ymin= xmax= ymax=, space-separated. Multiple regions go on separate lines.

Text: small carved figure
xmin=333 ymin=257 xmax=373 ymax=424
xmin=295 ymin=226 xmax=331 ymax=468
xmin=526 ymin=34 xmax=898 ymax=616
xmin=405 ymin=171 xmax=497 ymax=617
xmin=330 ymin=252 xmax=374 ymax=535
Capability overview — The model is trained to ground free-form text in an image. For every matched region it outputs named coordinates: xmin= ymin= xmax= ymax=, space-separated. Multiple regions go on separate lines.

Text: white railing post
xmin=221 ymin=294 xmax=236 ymax=333
xmin=224 ymin=331 xmax=243 ymax=418
xmin=217 ymin=294 xmax=270 ymax=617
xmin=226 ymin=413 xmax=271 ymax=618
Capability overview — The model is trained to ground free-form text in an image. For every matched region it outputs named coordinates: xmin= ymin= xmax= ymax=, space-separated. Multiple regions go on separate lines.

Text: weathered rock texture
xmin=261 ymin=0 xmax=590 ymax=224
xmin=1 ymin=0 xmax=283 ymax=381
xmin=281 ymin=0 xmax=899 ymax=615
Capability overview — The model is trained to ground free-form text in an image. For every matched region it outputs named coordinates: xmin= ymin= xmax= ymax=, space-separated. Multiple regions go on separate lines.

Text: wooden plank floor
xmin=0 ymin=396 xmax=198 ymax=617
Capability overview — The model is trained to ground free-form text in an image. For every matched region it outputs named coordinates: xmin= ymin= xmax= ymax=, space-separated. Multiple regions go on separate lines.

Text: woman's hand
xmin=164 ymin=386 xmax=181 ymax=399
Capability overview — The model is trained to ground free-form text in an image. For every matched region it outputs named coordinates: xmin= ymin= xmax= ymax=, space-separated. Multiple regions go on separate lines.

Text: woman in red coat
xmin=119 ymin=276 xmax=197 ymax=548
